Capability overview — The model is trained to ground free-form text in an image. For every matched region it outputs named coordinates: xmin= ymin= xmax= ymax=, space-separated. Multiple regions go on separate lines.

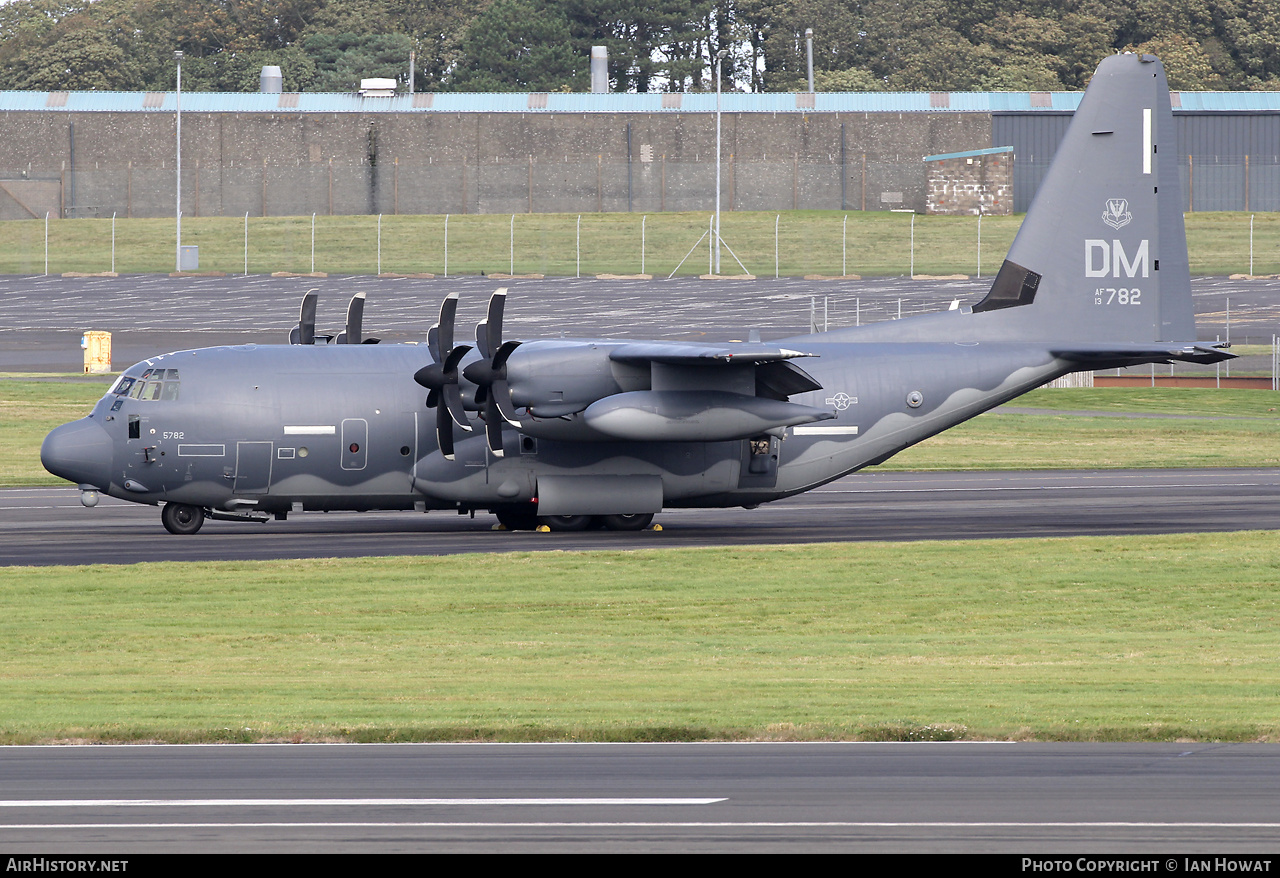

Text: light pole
xmin=805 ymin=28 xmax=815 ymax=93
xmin=175 ymin=50 xmax=182 ymax=273
xmin=715 ymin=48 xmax=727 ymax=275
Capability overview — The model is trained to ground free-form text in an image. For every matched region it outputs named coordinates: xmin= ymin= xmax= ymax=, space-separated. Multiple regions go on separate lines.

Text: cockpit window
xmin=113 ymin=369 xmax=179 ymax=401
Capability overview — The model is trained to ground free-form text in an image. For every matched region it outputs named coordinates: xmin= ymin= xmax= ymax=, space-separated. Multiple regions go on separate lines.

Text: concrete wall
xmin=0 ymin=109 xmax=994 ymax=218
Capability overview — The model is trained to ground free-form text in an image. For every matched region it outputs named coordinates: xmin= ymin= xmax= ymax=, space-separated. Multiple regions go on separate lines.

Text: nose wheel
xmin=162 ymin=502 xmax=206 ymax=535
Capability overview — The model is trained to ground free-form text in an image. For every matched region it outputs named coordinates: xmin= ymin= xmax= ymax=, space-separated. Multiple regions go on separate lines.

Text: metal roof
xmin=923 ymin=146 xmax=1015 ymax=162
xmin=2 ymin=89 xmax=1278 ymax=114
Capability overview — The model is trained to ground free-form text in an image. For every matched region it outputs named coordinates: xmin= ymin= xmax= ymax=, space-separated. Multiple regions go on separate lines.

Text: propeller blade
xmin=438 ymin=293 xmax=458 ymax=355
xmin=443 ymin=343 xmax=472 ymax=374
xmin=475 ymin=287 xmax=507 ymax=358
xmin=443 ymin=383 xmax=472 ymax=432
xmin=484 ymin=403 xmax=505 ymax=457
xmin=427 ymin=325 xmax=440 ymax=362
xmin=437 ymin=401 xmax=455 ymax=460
xmin=292 ymin=290 xmax=318 ymax=345
xmin=340 ymin=292 xmax=365 ymax=344
xmin=493 ymin=339 xmax=520 ymax=370
xmin=493 ymin=378 xmax=522 ymax=426
xmin=484 ymin=288 xmax=507 ymax=357
xmin=420 ymin=294 xmax=476 ymax=448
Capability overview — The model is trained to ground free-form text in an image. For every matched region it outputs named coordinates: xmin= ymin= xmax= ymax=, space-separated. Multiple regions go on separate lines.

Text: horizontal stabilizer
xmin=583 ymin=390 xmax=834 ymax=442
xmin=1052 ymin=342 xmax=1235 ymax=367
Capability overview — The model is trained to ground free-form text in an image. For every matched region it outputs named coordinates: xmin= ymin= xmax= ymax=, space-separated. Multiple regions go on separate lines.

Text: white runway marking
xmin=3 ymin=821 xmax=1280 ymax=830
xmin=0 ymin=797 xmax=726 ymax=808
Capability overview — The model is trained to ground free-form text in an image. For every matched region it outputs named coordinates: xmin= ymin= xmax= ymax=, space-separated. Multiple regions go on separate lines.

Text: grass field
xmin=8 ymin=381 xmax=1279 ymax=487
xmin=2 ymin=533 xmax=1279 ymax=744
xmin=8 ymin=381 xmax=1280 ymax=744
xmin=1 ymin=210 xmax=1277 ymax=277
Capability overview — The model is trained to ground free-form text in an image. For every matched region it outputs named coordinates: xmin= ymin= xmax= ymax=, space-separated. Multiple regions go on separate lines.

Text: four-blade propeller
xmin=289 ymin=291 xmax=380 ymax=345
xmin=461 ymin=289 xmax=522 ymax=457
xmin=413 ymin=293 xmax=473 ymax=460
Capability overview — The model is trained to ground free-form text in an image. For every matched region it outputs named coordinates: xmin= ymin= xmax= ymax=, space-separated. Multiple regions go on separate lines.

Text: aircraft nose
xmin=41 ymin=417 xmax=113 ymax=490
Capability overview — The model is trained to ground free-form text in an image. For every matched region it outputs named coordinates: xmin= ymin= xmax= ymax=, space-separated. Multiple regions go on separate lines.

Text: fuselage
xmin=42 ymin=322 xmax=1073 ymax=519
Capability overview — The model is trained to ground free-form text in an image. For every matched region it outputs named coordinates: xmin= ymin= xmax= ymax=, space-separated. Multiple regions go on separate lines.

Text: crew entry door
xmin=233 ymin=441 xmax=273 ymax=493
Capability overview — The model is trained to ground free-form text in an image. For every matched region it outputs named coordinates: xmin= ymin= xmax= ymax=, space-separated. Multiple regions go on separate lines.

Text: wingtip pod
xmin=974 ymin=52 xmax=1195 ymax=346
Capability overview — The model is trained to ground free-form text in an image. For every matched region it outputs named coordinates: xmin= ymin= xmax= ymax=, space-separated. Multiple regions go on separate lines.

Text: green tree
xmin=303 ymin=32 xmax=412 ymax=91
xmin=448 ymin=0 xmax=585 ymax=91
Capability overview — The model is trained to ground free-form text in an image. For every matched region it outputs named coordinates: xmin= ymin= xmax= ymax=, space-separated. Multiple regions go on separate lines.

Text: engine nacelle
xmin=583 ymin=390 xmax=834 ymax=442
xmin=504 ymin=340 xmax=646 ymax=417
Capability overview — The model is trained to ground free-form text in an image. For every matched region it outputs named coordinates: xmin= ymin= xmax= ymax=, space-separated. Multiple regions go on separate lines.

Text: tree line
xmin=1 ymin=0 xmax=1277 ymax=94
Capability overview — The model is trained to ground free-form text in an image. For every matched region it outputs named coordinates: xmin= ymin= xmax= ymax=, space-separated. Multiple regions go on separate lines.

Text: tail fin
xmin=974 ymin=53 xmax=1195 ymax=346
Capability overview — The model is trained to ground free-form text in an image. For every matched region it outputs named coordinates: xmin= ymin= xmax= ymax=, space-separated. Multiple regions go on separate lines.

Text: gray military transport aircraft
xmin=42 ymin=53 xmax=1231 ymax=535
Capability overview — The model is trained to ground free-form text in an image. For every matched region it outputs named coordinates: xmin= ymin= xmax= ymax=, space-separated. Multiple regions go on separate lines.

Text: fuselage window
xmin=141 ymin=381 xmax=163 ymax=401
xmin=112 ymin=377 xmax=135 ymax=396
xmin=161 ymin=382 xmax=180 ymax=401
xmin=127 ymin=380 xmax=145 ymax=399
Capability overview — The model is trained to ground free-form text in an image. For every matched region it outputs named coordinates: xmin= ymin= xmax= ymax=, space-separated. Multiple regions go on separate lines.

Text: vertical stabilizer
xmin=973 ymin=53 xmax=1193 ymax=344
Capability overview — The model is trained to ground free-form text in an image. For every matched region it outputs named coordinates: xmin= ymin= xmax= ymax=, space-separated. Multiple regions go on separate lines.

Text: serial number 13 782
xmin=1094 ymin=287 xmax=1141 ymax=305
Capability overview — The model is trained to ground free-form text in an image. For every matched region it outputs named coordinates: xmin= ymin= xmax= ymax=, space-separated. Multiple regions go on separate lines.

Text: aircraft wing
xmin=608 ymin=341 xmax=825 ymax=398
xmin=608 ymin=342 xmax=817 ymax=365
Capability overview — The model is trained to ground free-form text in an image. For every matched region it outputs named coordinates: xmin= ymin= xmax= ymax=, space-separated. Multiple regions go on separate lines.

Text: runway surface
xmin=1 ymin=742 xmax=1279 ymax=853
xmin=5 ymin=468 xmax=1279 ymax=566
xmin=3 ymin=273 xmax=1278 ymax=372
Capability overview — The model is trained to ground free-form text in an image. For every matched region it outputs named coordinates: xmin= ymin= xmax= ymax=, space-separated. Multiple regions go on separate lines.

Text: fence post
xmin=1250 ymin=214 xmax=1254 ymax=276
xmin=977 ymin=211 xmax=982 ymax=278
xmin=775 ymin=214 xmax=779 ymax=279
xmin=311 ymin=213 xmax=316 ymax=274
xmin=576 ymin=215 xmax=581 ymax=278
xmin=842 ymin=214 xmax=847 ymax=277
xmin=44 ymin=212 xmax=48 ymax=276
xmin=111 ymin=213 xmax=116 ymax=274
xmin=377 ymin=214 xmax=382 ymax=275
xmin=244 ymin=212 xmax=248 ymax=276
xmin=641 ymin=215 xmax=646 ymax=275
xmin=444 ymin=214 xmax=449 ymax=278
xmin=909 ymin=214 xmax=915 ymax=278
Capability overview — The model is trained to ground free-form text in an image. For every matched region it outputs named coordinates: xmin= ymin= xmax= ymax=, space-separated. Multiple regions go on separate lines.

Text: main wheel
xmin=161 ymin=502 xmax=205 ymax=535
xmin=540 ymin=514 xmax=594 ymax=532
xmin=599 ymin=513 xmax=654 ymax=531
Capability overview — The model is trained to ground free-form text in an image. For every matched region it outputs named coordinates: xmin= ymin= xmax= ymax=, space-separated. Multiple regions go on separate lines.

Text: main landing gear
xmin=161 ymin=502 xmax=206 ymax=535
